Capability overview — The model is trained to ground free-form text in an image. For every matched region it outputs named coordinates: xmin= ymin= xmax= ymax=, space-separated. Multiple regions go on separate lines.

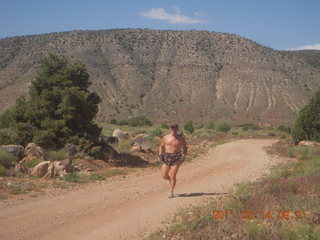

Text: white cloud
xmin=140 ymin=6 xmax=206 ymax=24
xmin=293 ymin=43 xmax=320 ymax=50
xmin=193 ymin=11 xmax=207 ymax=18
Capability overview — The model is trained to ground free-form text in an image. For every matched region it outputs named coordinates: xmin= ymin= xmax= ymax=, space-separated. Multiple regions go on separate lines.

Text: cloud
xmin=193 ymin=11 xmax=207 ymax=18
xmin=140 ymin=6 xmax=206 ymax=24
xmin=292 ymin=43 xmax=320 ymax=50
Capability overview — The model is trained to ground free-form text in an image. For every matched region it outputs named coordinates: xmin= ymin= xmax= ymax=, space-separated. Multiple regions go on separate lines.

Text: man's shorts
xmin=160 ymin=152 xmax=185 ymax=166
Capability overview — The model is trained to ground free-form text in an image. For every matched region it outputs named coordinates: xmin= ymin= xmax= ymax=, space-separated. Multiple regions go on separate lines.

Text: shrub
xmin=0 ymin=108 xmax=13 ymax=129
xmin=192 ymin=129 xmax=215 ymax=139
xmin=195 ymin=123 xmax=204 ymax=129
xmin=128 ymin=116 xmax=152 ymax=126
xmin=47 ymin=149 xmax=66 ymax=161
xmin=292 ymin=90 xmax=320 ymax=143
xmin=90 ymin=173 xmax=105 ymax=181
xmin=159 ymin=122 xmax=169 ymax=129
xmin=0 ymin=128 xmax=19 ymax=145
xmin=150 ymin=127 xmax=163 ymax=138
xmin=64 ymin=173 xmax=82 ymax=182
xmin=184 ymin=121 xmax=195 ymax=134
xmin=9 ymin=185 xmax=25 ymax=195
xmin=23 ymin=158 xmax=42 ymax=168
xmin=117 ymin=119 xmax=128 ymax=125
xmin=249 ymin=125 xmax=261 ymax=130
xmin=0 ymin=150 xmax=18 ymax=168
xmin=0 ymin=164 xmax=5 ymax=175
xmin=110 ymin=118 xmax=118 ymax=124
xmin=216 ymin=121 xmax=232 ymax=133
xmin=244 ymin=220 xmax=268 ymax=240
xmin=118 ymin=140 xmax=133 ymax=154
xmin=277 ymin=125 xmax=291 ymax=134
xmin=205 ymin=121 xmax=215 ymax=130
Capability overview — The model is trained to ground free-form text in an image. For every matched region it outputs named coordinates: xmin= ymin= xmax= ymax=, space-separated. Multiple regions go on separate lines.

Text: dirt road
xmin=0 ymin=139 xmax=280 ymax=240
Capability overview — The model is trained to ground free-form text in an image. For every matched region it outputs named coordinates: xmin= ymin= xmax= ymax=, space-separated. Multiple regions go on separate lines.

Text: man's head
xmin=169 ymin=123 xmax=179 ymax=134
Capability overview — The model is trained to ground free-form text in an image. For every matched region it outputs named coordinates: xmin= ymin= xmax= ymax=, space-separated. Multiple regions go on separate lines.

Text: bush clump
xmin=159 ymin=122 xmax=169 ymax=129
xmin=23 ymin=159 xmax=42 ymax=168
xmin=0 ymin=164 xmax=5 ymax=175
xmin=117 ymin=119 xmax=128 ymax=125
xmin=110 ymin=118 xmax=118 ymax=124
xmin=150 ymin=127 xmax=163 ymax=138
xmin=292 ymin=90 xmax=320 ymax=143
xmin=0 ymin=109 xmax=14 ymax=129
xmin=0 ymin=150 xmax=18 ymax=168
xmin=277 ymin=125 xmax=291 ymax=134
xmin=0 ymin=128 xmax=19 ymax=145
xmin=216 ymin=121 xmax=232 ymax=133
xmin=184 ymin=121 xmax=195 ymax=134
xmin=47 ymin=149 xmax=67 ymax=161
xmin=128 ymin=116 xmax=152 ymax=127
xmin=205 ymin=121 xmax=215 ymax=130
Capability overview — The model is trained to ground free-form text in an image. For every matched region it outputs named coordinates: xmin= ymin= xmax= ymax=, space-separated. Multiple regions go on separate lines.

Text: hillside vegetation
xmin=1 ymin=29 xmax=320 ymax=124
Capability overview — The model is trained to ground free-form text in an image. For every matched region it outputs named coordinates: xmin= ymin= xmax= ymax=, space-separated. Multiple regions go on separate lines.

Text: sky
xmin=0 ymin=0 xmax=319 ymax=50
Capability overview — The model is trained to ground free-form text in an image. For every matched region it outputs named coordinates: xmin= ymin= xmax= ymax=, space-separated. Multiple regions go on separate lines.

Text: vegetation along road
xmin=0 ymin=139 xmax=282 ymax=240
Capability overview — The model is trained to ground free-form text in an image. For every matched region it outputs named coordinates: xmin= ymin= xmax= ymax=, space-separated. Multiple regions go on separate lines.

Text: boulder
xmin=42 ymin=160 xmax=74 ymax=178
xmin=31 ymin=161 xmax=50 ymax=177
xmin=24 ymin=142 xmax=46 ymax=160
xmin=0 ymin=145 xmax=24 ymax=159
xmin=132 ymin=134 xmax=149 ymax=145
xmin=64 ymin=143 xmax=79 ymax=156
xmin=20 ymin=154 xmax=43 ymax=164
xmin=43 ymin=162 xmax=55 ymax=179
xmin=99 ymin=135 xmax=119 ymax=145
xmin=112 ymin=129 xmax=129 ymax=140
xmin=130 ymin=144 xmax=142 ymax=152
xmin=100 ymin=144 xmax=118 ymax=160
xmin=298 ymin=141 xmax=320 ymax=147
xmin=53 ymin=159 xmax=74 ymax=173
xmin=14 ymin=163 xmax=28 ymax=174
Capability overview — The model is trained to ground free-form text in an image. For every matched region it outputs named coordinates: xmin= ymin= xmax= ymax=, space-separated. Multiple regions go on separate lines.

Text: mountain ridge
xmin=1 ymin=29 xmax=319 ymax=124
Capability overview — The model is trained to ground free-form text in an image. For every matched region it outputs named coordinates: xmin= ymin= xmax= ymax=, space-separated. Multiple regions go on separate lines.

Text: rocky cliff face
xmin=0 ymin=29 xmax=319 ymax=124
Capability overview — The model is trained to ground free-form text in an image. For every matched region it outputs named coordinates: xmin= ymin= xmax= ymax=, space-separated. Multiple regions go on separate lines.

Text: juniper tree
xmin=292 ymin=90 xmax=320 ymax=143
xmin=11 ymin=53 xmax=102 ymax=149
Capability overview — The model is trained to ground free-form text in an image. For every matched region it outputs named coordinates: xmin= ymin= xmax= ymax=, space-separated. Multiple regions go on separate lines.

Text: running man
xmin=159 ymin=123 xmax=188 ymax=198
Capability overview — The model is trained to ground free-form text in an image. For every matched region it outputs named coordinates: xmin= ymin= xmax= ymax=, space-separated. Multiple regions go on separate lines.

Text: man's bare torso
xmin=163 ymin=134 xmax=184 ymax=153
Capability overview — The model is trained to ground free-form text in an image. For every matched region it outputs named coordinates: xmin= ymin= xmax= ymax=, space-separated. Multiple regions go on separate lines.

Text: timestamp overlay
xmin=211 ymin=209 xmax=308 ymax=220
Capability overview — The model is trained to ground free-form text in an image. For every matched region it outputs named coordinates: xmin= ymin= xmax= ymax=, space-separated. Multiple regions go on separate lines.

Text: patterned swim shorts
xmin=160 ymin=152 xmax=185 ymax=166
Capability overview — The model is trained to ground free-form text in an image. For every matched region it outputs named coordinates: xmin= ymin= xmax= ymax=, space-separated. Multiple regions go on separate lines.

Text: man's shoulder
xmin=161 ymin=134 xmax=169 ymax=140
xmin=162 ymin=134 xmax=170 ymax=139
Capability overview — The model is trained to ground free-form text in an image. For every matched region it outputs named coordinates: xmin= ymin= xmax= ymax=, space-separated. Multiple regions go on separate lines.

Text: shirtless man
xmin=159 ymin=123 xmax=188 ymax=198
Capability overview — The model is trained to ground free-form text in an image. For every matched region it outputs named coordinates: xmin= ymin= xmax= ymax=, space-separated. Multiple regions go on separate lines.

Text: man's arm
xmin=159 ymin=136 xmax=166 ymax=155
xmin=181 ymin=136 xmax=188 ymax=157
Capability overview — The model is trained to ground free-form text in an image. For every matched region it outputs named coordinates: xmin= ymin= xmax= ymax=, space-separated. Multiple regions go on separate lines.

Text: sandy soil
xmin=0 ymin=139 xmax=281 ymax=240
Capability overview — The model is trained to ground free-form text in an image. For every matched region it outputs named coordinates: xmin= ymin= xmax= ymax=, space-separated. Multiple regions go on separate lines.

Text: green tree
xmin=0 ymin=108 xmax=14 ymax=129
xmin=11 ymin=53 xmax=102 ymax=149
xmin=292 ymin=90 xmax=320 ymax=143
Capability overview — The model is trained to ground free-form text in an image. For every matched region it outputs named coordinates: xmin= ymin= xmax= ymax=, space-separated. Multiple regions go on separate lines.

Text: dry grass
xmin=146 ymin=140 xmax=320 ymax=240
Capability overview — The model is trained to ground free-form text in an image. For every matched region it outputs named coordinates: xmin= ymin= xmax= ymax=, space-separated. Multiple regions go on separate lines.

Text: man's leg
xmin=162 ymin=164 xmax=170 ymax=181
xmin=168 ymin=164 xmax=180 ymax=192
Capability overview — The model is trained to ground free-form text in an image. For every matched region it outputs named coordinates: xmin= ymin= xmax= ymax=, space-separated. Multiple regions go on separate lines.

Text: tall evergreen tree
xmin=292 ymin=90 xmax=320 ymax=143
xmin=11 ymin=53 xmax=102 ymax=149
